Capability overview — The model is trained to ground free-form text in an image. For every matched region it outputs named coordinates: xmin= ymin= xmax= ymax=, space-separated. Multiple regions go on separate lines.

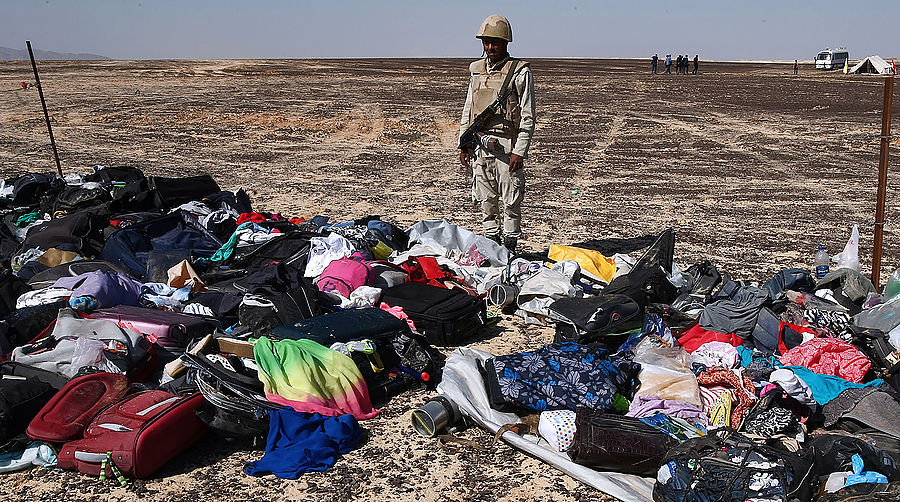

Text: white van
xmin=816 ymin=49 xmax=850 ymax=70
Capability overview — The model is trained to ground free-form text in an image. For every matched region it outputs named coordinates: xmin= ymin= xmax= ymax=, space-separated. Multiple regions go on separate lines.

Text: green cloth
xmin=15 ymin=212 xmax=41 ymax=228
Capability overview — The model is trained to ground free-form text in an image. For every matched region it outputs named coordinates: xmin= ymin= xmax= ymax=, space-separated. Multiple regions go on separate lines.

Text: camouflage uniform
xmin=459 ymin=56 xmax=535 ymax=241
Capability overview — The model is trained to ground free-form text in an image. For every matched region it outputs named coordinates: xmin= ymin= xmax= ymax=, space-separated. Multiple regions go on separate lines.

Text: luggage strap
xmin=98 ymin=451 xmax=130 ymax=488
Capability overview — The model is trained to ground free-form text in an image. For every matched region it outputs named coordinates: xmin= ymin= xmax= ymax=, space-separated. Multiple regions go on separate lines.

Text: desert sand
xmin=0 ymin=58 xmax=898 ymax=501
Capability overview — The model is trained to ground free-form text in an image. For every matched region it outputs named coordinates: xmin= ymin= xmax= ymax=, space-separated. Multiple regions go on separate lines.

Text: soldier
xmin=458 ymin=14 xmax=535 ymax=254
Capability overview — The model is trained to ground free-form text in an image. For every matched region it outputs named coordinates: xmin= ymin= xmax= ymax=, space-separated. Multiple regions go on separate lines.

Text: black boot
xmin=504 ymin=236 xmax=517 ymax=255
xmin=487 ymin=233 xmax=502 ymax=246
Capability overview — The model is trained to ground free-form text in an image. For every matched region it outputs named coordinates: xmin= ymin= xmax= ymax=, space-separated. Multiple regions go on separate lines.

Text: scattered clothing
xmin=486 ymin=342 xmax=640 ymax=412
xmin=626 ymin=395 xmax=709 ymax=426
xmin=779 ymin=337 xmax=871 ymax=383
xmin=243 ymin=410 xmax=360 ymax=479
xmin=253 ymin=336 xmax=378 ymax=420
xmin=0 ymin=441 xmax=57 ymax=473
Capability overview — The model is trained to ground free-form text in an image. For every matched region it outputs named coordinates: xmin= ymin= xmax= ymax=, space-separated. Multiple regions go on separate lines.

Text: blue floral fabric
xmin=489 ymin=342 xmax=641 ymax=412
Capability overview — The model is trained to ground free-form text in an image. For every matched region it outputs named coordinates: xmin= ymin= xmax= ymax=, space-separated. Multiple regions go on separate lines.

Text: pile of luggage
xmin=437 ymin=229 xmax=900 ymax=501
xmin=0 ymin=166 xmax=487 ymax=480
xmin=2 ymin=166 xmax=900 ymax=501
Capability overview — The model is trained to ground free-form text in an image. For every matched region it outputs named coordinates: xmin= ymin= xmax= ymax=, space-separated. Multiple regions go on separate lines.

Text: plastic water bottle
xmin=815 ymin=246 xmax=830 ymax=279
xmin=884 ymin=269 xmax=900 ymax=299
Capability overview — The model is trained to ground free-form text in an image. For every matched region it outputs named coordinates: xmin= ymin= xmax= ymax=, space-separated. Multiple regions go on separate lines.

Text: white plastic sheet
xmin=437 ymin=348 xmax=655 ymax=502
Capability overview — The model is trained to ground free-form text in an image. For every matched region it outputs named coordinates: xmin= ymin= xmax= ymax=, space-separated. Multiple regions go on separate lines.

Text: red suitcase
xmin=57 ymin=390 xmax=207 ymax=478
xmin=27 ymin=372 xmax=129 ymax=443
xmin=90 ymin=305 xmax=219 ymax=349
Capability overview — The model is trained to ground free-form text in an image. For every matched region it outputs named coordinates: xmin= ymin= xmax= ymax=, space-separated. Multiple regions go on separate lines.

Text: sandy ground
xmin=0 ymin=58 xmax=899 ymax=501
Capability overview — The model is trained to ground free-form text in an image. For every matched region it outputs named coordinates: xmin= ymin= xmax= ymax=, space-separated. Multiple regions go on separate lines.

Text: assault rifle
xmin=457 ymin=85 xmax=516 ymax=152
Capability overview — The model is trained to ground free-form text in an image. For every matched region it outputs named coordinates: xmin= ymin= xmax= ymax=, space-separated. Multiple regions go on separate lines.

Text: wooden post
xmin=872 ymin=75 xmax=894 ymax=289
xmin=26 ymin=40 xmax=63 ymax=177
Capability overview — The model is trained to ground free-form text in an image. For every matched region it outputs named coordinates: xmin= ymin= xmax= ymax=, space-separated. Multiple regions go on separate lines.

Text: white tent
xmin=849 ymin=55 xmax=895 ymax=74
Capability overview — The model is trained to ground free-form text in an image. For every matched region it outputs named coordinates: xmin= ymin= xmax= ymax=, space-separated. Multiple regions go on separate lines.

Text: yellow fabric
xmin=36 ymin=248 xmax=79 ymax=268
xmin=548 ymin=245 xmax=616 ymax=283
xmin=371 ymin=241 xmax=394 ymax=260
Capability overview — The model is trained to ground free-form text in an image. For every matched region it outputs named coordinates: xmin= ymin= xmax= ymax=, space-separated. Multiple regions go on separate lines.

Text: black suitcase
xmin=271 ymin=307 xmax=408 ymax=345
xmin=148 ymin=175 xmax=221 ymax=208
xmin=0 ymin=361 xmax=68 ymax=447
xmin=380 ymin=282 xmax=485 ymax=346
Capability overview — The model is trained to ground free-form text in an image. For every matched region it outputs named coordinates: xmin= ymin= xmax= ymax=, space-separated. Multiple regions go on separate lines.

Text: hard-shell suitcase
xmin=27 ymin=372 xmax=129 ymax=443
xmin=90 ymin=305 xmax=219 ymax=350
xmin=57 ymin=390 xmax=207 ymax=478
xmin=379 ymin=282 xmax=485 ymax=346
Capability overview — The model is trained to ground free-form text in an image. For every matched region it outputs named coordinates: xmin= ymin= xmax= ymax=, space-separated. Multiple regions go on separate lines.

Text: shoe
xmin=487 ymin=234 xmax=502 ymax=245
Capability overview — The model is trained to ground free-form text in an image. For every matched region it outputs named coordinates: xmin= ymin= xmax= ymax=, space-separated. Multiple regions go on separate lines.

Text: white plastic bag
xmin=67 ymin=337 xmax=107 ymax=378
xmin=831 ymin=224 xmax=859 ymax=272
xmin=632 ymin=338 xmax=702 ymax=405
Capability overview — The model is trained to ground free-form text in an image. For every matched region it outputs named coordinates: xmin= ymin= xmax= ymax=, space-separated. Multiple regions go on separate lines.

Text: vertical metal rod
xmin=25 ymin=40 xmax=63 ymax=178
xmin=872 ymin=75 xmax=894 ymax=289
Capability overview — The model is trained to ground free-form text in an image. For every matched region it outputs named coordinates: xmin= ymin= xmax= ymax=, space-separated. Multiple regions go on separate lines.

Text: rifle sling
xmin=496 ymin=58 xmax=520 ymax=105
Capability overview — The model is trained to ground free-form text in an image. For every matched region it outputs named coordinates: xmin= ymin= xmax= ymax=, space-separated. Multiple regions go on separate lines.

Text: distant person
xmin=458 ymin=14 xmax=534 ymax=254
xmin=676 ymin=55 xmax=682 ymax=74
xmin=665 ymin=54 xmax=672 ymax=73
xmin=693 ymin=55 xmax=699 ymax=74
xmin=651 ymin=54 xmax=658 ymax=74
xmin=793 ymin=59 xmax=799 ymax=75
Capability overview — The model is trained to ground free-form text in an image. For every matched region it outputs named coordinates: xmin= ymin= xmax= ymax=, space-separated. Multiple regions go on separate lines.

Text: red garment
xmin=677 ymin=324 xmax=743 ymax=353
xmin=236 ymin=212 xmax=267 ymax=225
xmin=697 ymin=367 xmax=756 ymax=430
xmin=779 ymin=337 xmax=871 ymax=383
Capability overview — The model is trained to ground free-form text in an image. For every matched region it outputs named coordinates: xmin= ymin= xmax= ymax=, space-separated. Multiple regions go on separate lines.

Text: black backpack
xmin=23 ymin=211 xmax=109 ymax=257
xmin=235 ymin=263 xmax=322 ymax=335
xmin=0 ymin=361 xmax=67 ymax=450
xmin=10 ymin=173 xmax=63 ymax=206
xmin=0 ymin=270 xmax=31 ymax=319
xmin=50 ymin=185 xmax=112 ymax=214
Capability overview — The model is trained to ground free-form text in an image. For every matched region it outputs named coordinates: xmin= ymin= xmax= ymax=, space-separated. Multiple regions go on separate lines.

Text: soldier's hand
xmin=509 ymin=153 xmax=524 ymax=172
xmin=459 ymin=149 xmax=472 ymax=167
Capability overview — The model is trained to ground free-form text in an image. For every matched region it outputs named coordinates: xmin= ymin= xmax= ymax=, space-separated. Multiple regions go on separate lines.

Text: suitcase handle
xmin=74 ymin=451 xmax=107 ymax=463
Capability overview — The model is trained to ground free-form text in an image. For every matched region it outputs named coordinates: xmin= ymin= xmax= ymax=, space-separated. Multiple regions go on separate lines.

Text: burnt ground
xmin=0 ymin=58 xmax=898 ymax=501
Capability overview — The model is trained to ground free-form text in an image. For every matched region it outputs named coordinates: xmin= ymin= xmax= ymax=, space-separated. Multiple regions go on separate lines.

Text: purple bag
xmin=53 ymin=270 xmax=142 ymax=309
xmin=316 ymin=253 xmax=372 ymax=298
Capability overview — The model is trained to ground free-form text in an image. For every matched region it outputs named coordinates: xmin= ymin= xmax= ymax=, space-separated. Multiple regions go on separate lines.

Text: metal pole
xmin=872 ymin=75 xmax=894 ymax=289
xmin=25 ymin=40 xmax=63 ymax=178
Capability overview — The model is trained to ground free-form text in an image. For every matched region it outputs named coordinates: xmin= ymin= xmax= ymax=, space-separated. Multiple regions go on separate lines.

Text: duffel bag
xmin=567 ymin=408 xmax=677 ymax=476
xmin=652 ymin=429 xmax=814 ymax=502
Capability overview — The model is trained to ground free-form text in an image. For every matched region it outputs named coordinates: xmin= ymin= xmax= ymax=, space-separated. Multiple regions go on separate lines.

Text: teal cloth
xmin=786 ymin=365 xmax=883 ymax=404
xmin=15 ymin=212 xmax=41 ymax=228
xmin=736 ymin=345 xmax=783 ymax=369
xmin=195 ymin=221 xmax=253 ymax=265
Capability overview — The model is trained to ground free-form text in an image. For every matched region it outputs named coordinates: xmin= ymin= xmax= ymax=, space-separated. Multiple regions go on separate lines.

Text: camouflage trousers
xmin=471 ymin=150 xmax=525 ymax=239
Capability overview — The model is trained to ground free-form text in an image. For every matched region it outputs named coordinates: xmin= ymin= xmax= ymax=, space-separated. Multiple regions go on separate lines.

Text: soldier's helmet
xmin=476 ymin=14 xmax=512 ymax=43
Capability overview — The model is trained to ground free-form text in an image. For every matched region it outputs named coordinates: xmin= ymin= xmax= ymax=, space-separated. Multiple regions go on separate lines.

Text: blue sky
xmin=2 ymin=0 xmax=897 ymax=60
